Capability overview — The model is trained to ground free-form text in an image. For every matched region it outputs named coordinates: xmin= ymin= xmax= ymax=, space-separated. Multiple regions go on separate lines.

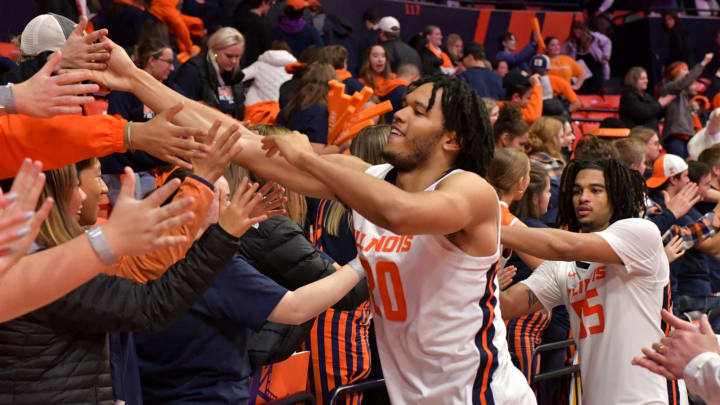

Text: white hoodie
xmin=688 ymin=107 xmax=720 ymax=160
xmin=242 ymin=50 xmax=297 ymax=107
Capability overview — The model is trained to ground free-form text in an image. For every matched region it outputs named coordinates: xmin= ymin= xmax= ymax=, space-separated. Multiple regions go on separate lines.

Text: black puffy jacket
xmin=238 ymin=215 xmax=368 ymax=307
xmin=0 ymin=225 xmax=240 ymax=404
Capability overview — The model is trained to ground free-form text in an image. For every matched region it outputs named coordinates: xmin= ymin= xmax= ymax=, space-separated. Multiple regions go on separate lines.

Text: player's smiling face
xmin=572 ymin=169 xmax=613 ymax=232
xmin=383 ymin=83 xmax=446 ymax=171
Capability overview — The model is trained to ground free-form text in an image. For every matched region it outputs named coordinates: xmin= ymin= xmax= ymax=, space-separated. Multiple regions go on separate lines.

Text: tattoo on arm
xmin=527 ymin=288 xmax=540 ymax=309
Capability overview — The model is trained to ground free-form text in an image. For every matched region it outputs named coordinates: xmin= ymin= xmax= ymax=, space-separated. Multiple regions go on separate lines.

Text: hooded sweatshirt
xmin=688 ymin=108 xmax=720 ymax=160
xmin=242 ymin=50 xmax=297 ymax=106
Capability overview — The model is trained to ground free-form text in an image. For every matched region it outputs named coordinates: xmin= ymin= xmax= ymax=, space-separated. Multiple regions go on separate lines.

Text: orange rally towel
xmin=375 ymin=78 xmax=409 ymax=98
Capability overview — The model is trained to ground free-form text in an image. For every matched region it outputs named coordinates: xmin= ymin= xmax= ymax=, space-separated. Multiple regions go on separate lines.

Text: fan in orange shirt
xmin=358 ymin=44 xmax=395 ymax=92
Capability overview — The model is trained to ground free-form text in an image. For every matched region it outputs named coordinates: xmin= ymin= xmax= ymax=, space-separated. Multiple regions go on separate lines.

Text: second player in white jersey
xmin=355 ymin=164 xmax=535 ymax=405
xmin=523 ymin=218 xmax=685 ymax=405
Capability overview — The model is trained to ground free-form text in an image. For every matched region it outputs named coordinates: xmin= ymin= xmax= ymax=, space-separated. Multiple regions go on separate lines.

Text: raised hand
xmin=529 ymin=73 xmax=542 ymax=87
xmin=89 ymin=36 xmax=137 ymax=92
xmin=632 ymin=310 xmax=719 ymax=379
xmin=192 ymin=120 xmax=241 ymax=183
xmin=251 ymin=181 xmax=287 ymax=220
xmin=702 ymin=52 xmax=714 ymax=67
xmin=12 ymin=52 xmax=99 ymax=117
xmin=218 ymin=177 xmax=271 ymax=237
xmin=58 ymin=16 xmax=112 ymax=70
xmin=261 ymin=130 xmax=315 ymax=166
xmin=663 ymin=235 xmax=685 ymax=264
xmin=131 ymin=103 xmax=210 ymax=170
xmin=0 ymin=159 xmax=54 ymax=275
xmin=663 ymin=182 xmax=700 ymax=219
xmin=101 ymin=167 xmax=196 ymax=263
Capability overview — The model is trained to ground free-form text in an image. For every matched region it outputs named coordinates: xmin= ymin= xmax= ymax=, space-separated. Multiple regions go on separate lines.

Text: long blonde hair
xmin=226 ymin=125 xmax=308 ymax=225
xmin=37 ymin=165 xmax=83 ymax=248
xmin=208 ymin=27 xmax=244 ymax=52
xmin=324 ymin=125 xmax=389 ymax=236
xmin=528 ymin=116 xmax=564 ymax=161
xmin=487 ymin=148 xmax=530 ymax=197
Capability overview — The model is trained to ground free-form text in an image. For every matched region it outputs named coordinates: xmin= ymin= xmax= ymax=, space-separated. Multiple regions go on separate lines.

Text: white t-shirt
xmin=522 ymin=218 xmax=686 ymax=405
xmin=354 ymin=164 xmax=535 ymax=405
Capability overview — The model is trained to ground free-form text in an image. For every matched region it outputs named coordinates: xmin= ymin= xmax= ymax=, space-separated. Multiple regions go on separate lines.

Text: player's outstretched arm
xmin=89 ymin=36 xmax=336 ymax=199
xmin=267 ymin=259 xmax=363 ymax=325
xmin=500 ymin=282 xmax=545 ymax=320
xmin=262 ymin=131 xmax=494 ymax=236
xmin=502 ymin=225 xmax=622 ymax=264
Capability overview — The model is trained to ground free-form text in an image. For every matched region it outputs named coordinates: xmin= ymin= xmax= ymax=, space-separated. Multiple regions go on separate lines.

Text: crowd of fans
xmin=1 ymin=0 xmax=720 ymax=404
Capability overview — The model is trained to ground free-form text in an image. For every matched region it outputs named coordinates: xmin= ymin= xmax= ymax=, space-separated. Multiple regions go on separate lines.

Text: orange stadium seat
xmin=603 ymin=94 xmax=621 ymax=109
xmin=578 ymin=95 xmax=606 ymax=108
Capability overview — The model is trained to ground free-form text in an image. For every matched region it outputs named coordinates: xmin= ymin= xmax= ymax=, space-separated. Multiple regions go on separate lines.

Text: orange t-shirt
xmin=497 ymin=85 xmax=543 ymax=125
xmin=547 ymin=55 xmax=584 ymax=84
xmin=548 ymin=75 xmax=579 ymax=104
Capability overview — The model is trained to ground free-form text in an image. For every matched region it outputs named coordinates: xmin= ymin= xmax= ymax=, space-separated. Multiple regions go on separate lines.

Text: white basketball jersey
xmin=523 ymin=218 xmax=688 ymax=405
xmin=353 ymin=164 xmax=535 ymax=405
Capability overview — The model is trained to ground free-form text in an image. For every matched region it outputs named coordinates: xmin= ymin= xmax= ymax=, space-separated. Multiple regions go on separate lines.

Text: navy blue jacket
xmin=277 ymin=103 xmax=329 ymax=144
xmin=458 ymin=66 xmax=504 ymax=101
xmin=380 ymin=84 xmax=407 ymax=124
xmin=671 ymin=207 xmax=713 ymax=298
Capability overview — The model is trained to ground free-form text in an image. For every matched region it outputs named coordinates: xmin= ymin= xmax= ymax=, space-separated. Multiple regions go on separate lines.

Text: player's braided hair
xmin=406 ymin=74 xmax=494 ymax=177
xmin=557 ymin=159 xmax=646 ymax=232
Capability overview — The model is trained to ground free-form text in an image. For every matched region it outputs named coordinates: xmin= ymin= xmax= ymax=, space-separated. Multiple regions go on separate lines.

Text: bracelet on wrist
xmin=85 ymin=226 xmax=119 ymax=265
xmin=124 ymin=121 xmax=135 ymax=153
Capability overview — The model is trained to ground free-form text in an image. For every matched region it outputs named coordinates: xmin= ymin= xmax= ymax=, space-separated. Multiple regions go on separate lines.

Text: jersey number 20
xmin=360 ymin=258 xmax=408 ymax=322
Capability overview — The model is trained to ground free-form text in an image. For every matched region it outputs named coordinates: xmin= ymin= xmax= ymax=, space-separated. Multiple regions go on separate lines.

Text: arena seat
xmin=328 ymin=378 xmax=386 ymax=405
xmin=264 ymin=391 xmax=316 ymax=405
xmin=603 ymin=94 xmax=621 ymax=109
xmin=578 ymin=95 xmax=606 ymax=108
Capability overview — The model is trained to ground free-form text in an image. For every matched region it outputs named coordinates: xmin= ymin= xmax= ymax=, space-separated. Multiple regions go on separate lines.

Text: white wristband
xmin=347 ymin=257 xmax=366 ymax=279
xmin=85 ymin=226 xmax=118 ymax=265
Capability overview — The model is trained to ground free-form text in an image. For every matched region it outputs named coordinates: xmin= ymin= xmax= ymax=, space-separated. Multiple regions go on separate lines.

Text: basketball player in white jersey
xmin=258 ymin=74 xmax=536 ymax=404
xmin=85 ymin=41 xmax=533 ymax=404
xmin=499 ymin=159 xmax=687 ymax=405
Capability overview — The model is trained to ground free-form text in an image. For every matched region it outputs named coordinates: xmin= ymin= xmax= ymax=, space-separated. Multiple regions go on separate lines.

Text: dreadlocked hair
xmin=557 ymin=159 xmax=646 ymax=232
xmin=406 ymin=74 xmax=494 ymax=176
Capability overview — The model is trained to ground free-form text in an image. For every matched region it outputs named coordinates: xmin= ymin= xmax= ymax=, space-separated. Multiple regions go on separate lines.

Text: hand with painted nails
xmin=0 ymin=159 xmax=54 ymax=275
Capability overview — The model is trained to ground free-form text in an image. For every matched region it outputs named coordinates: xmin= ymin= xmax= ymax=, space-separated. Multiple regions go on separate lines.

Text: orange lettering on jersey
xmin=363 ymin=236 xmax=385 ymax=252
xmin=361 ymin=258 xmax=383 ymax=317
xmin=382 ymin=236 xmax=400 ymax=252
xmin=593 ymin=265 xmax=606 ymax=281
xmin=355 ymin=231 xmax=366 ymax=249
xmin=400 ymin=235 xmax=414 ymax=252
